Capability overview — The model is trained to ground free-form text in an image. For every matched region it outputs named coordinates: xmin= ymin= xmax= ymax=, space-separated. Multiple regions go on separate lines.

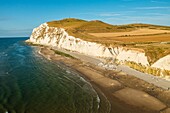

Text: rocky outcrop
xmin=27 ymin=23 xmax=170 ymax=76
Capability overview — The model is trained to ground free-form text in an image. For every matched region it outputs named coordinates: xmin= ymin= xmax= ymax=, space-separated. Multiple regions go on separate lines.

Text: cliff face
xmin=152 ymin=55 xmax=170 ymax=70
xmin=29 ymin=23 xmax=113 ymax=57
xmin=27 ymin=23 xmax=170 ymax=74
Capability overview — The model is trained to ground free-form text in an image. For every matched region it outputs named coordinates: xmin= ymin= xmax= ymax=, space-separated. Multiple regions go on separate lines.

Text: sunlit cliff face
xmin=27 ymin=23 xmax=170 ymax=74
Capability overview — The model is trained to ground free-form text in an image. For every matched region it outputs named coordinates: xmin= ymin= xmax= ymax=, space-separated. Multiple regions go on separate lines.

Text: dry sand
xmin=39 ymin=47 xmax=170 ymax=113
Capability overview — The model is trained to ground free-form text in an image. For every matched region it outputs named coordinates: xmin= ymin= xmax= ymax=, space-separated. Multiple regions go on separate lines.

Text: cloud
xmin=151 ymin=0 xmax=167 ymax=3
xmin=77 ymin=11 xmax=136 ymax=17
xmin=105 ymin=14 xmax=170 ymax=26
xmin=145 ymin=13 xmax=170 ymax=16
xmin=98 ymin=13 xmax=121 ymax=17
xmin=135 ymin=6 xmax=170 ymax=10
xmin=122 ymin=0 xmax=134 ymax=1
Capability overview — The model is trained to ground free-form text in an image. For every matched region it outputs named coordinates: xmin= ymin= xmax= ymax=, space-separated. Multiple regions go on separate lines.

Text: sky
xmin=0 ymin=0 xmax=170 ymax=37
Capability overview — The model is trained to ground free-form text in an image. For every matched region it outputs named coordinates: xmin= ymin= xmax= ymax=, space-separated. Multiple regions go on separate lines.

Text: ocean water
xmin=0 ymin=38 xmax=109 ymax=113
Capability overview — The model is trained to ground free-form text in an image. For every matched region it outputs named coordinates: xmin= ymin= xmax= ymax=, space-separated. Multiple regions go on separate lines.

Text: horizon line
xmin=0 ymin=36 xmax=29 ymax=38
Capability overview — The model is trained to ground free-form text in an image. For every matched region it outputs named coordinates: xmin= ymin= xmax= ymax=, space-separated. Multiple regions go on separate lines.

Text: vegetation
xmin=51 ymin=49 xmax=75 ymax=59
xmin=118 ymin=60 xmax=170 ymax=76
xmin=47 ymin=18 xmax=170 ymax=34
xmin=128 ymin=23 xmax=170 ymax=30
xmin=142 ymin=45 xmax=170 ymax=64
xmin=118 ymin=43 xmax=170 ymax=65
xmin=47 ymin=18 xmax=170 ymax=64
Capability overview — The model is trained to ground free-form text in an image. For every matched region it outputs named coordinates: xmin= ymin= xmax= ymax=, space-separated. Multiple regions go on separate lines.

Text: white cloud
xmin=145 ymin=13 xmax=170 ymax=16
xmin=135 ymin=6 xmax=170 ymax=10
xmin=105 ymin=14 xmax=170 ymax=26
xmin=151 ymin=0 xmax=167 ymax=3
xmin=99 ymin=13 xmax=121 ymax=17
xmin=122 ymin=0 xmax=134 ymax=1
xmin=77 ymin=11 xmax=137 ymax=17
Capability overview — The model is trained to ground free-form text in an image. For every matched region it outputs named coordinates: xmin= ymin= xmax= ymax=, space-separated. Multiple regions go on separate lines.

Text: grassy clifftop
xmin=47 ymin=18 xmax=170 ymax=42
xmin=46 ymin=18 xmax=170 ymax=64
xmin=47 ymin=18 xmax=170 ymax=33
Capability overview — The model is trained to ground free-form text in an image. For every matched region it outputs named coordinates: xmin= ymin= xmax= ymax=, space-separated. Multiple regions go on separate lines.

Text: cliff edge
xmin=26 ymin=18 xmax=170 ymax=77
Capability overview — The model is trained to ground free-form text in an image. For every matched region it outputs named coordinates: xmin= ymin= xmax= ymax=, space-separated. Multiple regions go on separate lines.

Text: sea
xmin=0 ymin=38 xmax=110 ymax=113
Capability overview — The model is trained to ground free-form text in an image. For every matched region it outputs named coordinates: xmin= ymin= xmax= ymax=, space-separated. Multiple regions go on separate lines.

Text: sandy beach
xmin=39 ymin=47 xmax=170 ymax=113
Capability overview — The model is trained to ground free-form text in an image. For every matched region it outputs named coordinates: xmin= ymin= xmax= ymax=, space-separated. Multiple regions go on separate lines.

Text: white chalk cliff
xmin=152 ymin=55 xmax=170 ymax=70
xmin=27 ymin=23 xmax=170 ymax=73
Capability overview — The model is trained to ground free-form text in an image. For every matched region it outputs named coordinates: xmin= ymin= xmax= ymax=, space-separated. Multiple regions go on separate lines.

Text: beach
xmin=39 ymin=46 xmax=170 ymax=113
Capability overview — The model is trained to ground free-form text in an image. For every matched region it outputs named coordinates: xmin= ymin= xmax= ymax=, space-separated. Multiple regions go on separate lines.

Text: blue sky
xmin=0 ymin=0 xmax=170 ymax=37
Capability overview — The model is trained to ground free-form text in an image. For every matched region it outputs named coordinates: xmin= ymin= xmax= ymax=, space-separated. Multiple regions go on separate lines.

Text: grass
xmin=113 ymin=43 xmax=170 ymax=65
xmin=115 ymin=59 xmax=170 ymax=76
xmin=47 ymin=18 xmax=87 ymax=29
xmin=46 ymin=18 xmax=170 ymax=64
xmin=142 ymin=45 xmax=170 ymax=64
xmin=47 ymin=18 xmax=170 ymax=43
xmin=51 ymin=49 xmax=75 ymax=59
xmin=123 ymin=61 xmax=170 ymax=76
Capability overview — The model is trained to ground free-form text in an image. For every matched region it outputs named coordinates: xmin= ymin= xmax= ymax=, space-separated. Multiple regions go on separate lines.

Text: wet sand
xmin=39 ymin=47 xmax=170 ymax=113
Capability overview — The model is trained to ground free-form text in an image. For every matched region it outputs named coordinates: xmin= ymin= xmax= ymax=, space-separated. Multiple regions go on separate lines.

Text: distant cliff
xmin=27 ymin=20 xmax=170 ymax=77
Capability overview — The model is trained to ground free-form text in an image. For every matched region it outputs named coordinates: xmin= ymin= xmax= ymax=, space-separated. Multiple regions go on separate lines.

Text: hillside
xmin=47 ymin=18 xmax=170 ymax=32
xmin=46 ymin=18 xmax=170 ymax=64
xmin=47 ymin=18 xmax=170 ymax=44
xmin=28 ymin=18 xmax=170 ymax=77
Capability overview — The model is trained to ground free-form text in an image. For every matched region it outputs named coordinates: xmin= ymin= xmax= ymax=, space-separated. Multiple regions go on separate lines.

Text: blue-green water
xmin=0 ymin=38 xmax=107 ymax=113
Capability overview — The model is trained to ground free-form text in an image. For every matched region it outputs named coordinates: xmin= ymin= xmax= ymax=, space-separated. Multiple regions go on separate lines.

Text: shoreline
xmin=52 ymin=46 xmax=170 ymax=89
xmin=38 ymin=46 xmax=170 ymax=113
